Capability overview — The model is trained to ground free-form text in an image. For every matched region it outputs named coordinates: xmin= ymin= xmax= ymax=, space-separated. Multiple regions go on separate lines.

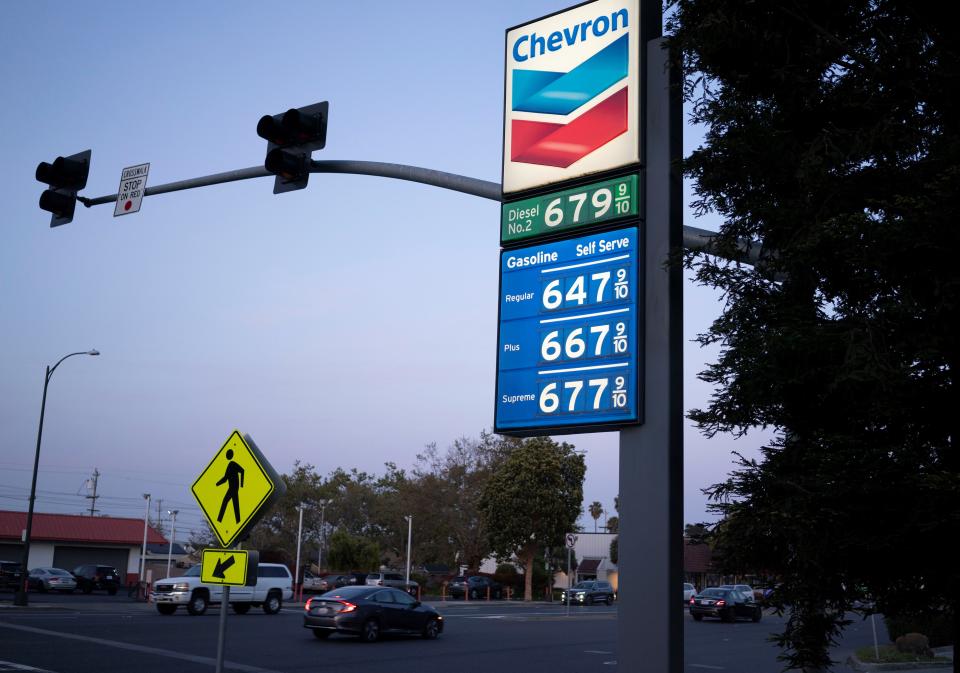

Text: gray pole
xmin=139 ymin=493 xmax=151 ymax=587
xmin=215 ymin=585 xmax=230 ymax=673
xmin=566 ymin=545 xmax=572 ymax=616
xmin=617 ymin=35 xmax=683 ymax=673
xmin=294 ymin=504 xmax=304 ymax=602
xmin=166 ymin=510 xmax=178 ymax=577
xmin=404 ymin=515 xmax=412 ymax=587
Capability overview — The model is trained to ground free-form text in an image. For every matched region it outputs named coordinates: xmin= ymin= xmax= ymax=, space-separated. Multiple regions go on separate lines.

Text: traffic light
xmin=256 ymin=102 xmax=328 ymax=194
xmin=35 ymin=149 xmax=92 ymax=227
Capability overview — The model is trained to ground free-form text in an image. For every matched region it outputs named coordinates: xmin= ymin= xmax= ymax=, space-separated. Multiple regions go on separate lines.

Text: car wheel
xmin=187 ymin=591 xmax=209 ymax=616
xmin=692 ymin=613 xmax=703 ymax=621
xmin=38 ymin=583 xmax=48 ymax=593
xmin=752 ymin=607 xmax=762 ymax=622
xmin=81 ymin=584 xmax=93 ymax=594
xmin=156 ymin=604 xmax=177 ymax=615
xmin=422 ymin=618 xmax=440 ymax=640
xmin=470 ymin=589 xmax=479 ymax=600
xmin=107 ymin=587 xmax=117 ymax=596
xmin=262 ymin=592 xmax=282 ymax=615
xmin=312 ymin=630 xmax=331 ymax=640
xmin=605 ymin=596 xmax=613 ymax=606
xmin=232 ymin=603 xmax=251 ymax=614
xmin=361 ymin=618 xmax=380 ymax=643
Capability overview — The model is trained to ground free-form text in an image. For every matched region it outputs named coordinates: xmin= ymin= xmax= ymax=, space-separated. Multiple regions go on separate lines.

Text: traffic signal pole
xmin=75 ymin=159 xmax=740 ymax=263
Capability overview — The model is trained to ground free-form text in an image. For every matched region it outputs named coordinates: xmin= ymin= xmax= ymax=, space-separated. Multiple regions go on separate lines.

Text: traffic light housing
xmin=256 ymin=102 xmax=328 ymax=194
xmin=36 ymin=149 xmax=92 ymax=227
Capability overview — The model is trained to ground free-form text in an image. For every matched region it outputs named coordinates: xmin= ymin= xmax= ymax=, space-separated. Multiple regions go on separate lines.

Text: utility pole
xmin=85 ymin=468 xmax=100 ymax=515
xmin=166 ymin=510 xmax=178 ymax=577
xmin=404 ymin=515 xmax=412 ymax=587
xmin=317 ymin=499 xmax=330 ymax=572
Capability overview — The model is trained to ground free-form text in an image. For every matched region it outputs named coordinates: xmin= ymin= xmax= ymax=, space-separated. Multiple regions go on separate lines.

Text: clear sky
xmin=0 ymin=1 xmax=765 ymax=543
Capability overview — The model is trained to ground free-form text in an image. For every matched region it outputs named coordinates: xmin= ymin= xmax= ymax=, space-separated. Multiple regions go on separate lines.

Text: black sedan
xmin=304 ymin=586 xmax=443 ymax=642
xmin=689 ymin=587 xmax=762 ymax=622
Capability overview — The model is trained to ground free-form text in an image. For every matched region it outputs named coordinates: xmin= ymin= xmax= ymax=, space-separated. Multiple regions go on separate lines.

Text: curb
xmin=847 ymin=653 xmax=952 ymax=672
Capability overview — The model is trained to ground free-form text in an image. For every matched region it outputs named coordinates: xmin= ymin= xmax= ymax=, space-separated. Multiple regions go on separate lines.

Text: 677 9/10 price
xmin=538 ymin=375 xmax=629 ymax=414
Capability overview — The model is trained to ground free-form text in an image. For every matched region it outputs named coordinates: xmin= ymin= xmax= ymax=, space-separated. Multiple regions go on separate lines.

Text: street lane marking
xmin=0 ymin=622 xmax=281 ymax=673
xmin=0 ymin=662 xmax=56 ymax=672
xmin=689 ymin=665 xmax=725 ymax=670
xmin=585 ymin=650 xmax=613 ymax=654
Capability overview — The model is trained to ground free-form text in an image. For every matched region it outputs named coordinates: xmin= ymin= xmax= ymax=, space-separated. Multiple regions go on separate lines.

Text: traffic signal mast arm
xmin=75 ymin=161 xmax=753 ymax=264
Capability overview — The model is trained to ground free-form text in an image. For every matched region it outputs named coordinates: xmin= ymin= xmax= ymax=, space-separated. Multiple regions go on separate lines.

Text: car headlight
xmin=172 ymin=583 xmax=190 ymax=591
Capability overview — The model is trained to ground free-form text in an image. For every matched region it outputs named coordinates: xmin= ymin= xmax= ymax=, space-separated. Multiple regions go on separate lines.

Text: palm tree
xmin=588 ymin=501 xmax=603 ymax=532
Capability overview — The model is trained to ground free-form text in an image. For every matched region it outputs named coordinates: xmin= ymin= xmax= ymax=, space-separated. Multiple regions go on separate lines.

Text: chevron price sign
xmin=503 ymin=0 xmax=640 ymax=194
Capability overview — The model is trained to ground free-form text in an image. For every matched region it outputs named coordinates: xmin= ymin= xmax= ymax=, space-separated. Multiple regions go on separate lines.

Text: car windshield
xmin=48 ymin=568 xmax=72 ymax=576
xmin=322 ymin=586 xmax=372 ymax=598
xmin=184 ymin=565 xmax=202 ymax=577
xmin=573 ymin=582 xmax=594 ymax=589
xmin=700 ymin=588 xmax=728 ymax=597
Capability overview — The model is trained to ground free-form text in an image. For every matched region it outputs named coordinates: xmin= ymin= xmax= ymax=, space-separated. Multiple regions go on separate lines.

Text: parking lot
xmin=0 ymin=593 xmax=884 ymax=673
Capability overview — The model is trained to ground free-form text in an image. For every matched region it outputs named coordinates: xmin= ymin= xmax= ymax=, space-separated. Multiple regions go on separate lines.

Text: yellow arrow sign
xmin=192 ymin=431 xmax=284 ymax=549
xmin=201 ymin=549 xmax=258 ymax=586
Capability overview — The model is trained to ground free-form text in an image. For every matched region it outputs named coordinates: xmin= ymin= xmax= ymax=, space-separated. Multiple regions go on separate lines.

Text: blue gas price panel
xmin=495 ymin=226 xmax=642 ymax=435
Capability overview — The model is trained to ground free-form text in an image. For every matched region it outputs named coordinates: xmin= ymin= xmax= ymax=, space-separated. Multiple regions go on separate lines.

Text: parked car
xmin=152 ymin=563 xmax=293 ymax=616
xmin=28 ymin=567 xmax=77 ymax=593
xmin=689 ymin=587 xmax=762 ymax=622
xmin=561 ymin=580 xmax=616 ymax=605
xmin=365 ymin=571 xmax=419 ymax=596
xmin=0 ymin=560 xmax=23 ymax=592
xmin=302 ymin=571 xmax=326 ymax=593
xmin=324 ymin=574 xmax=359 ymax=590
xmin=683 ymin=582 xmax=697 ymax=602
xmin=72 ymin=564 xmax=121 ymax=595
xmin=447 ymin=575 xmax=502 ymax=600
xmin=720 ymin=583 xmax=757 ymax=601
xmin=304 ymin=586 xmax=443 ymax=642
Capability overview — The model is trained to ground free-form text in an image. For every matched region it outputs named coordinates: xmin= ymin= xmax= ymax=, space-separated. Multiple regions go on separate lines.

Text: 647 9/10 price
xmin=539 ymin=375 xmax=629 ymax=414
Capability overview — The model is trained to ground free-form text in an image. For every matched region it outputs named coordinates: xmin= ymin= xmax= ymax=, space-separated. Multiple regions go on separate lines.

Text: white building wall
xmin=27 ymin=542 xmax=55 ymax=569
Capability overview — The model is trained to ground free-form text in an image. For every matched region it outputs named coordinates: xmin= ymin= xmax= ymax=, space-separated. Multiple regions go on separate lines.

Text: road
xmin=0 ymin=594 xmax=883 ymax=673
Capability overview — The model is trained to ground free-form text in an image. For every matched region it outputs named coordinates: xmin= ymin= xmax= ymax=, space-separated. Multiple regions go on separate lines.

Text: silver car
xmin=29 ymin=567 xmax=77 ymax=593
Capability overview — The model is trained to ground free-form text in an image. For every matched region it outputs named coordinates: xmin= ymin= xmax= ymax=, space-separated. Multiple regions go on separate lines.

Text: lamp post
xmin=139 ymin=493 xmax=151 ymax=587
xmin=14 ymin=349 xmax=99 ymax=607
xmin=404 ymin=515 xmax=412 ymax=587
xmin=166 ymin=510 xmax=178 ymax=577
xmin=294 ymin=503 xmax=305 ymax=601
xmin=317 ymin=499 xmax=330 ymax=571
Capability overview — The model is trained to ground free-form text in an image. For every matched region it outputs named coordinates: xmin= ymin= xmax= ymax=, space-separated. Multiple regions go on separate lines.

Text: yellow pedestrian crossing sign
xmin=192 ymin=430 xmax=285 ymax=549
xmin=201 ymin=549 xmax=259 ymax=586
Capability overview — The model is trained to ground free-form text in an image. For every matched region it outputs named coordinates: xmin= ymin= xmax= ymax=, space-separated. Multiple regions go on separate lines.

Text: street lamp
xmin=14 ymin=349 xmax=99 ymax=607
xmin=166 ymin=510 xmax=179 ymax=577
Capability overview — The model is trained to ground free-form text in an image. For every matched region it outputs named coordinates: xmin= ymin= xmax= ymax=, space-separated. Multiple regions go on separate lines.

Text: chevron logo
xmin=511 ymin=34 xmax=628 ymax=168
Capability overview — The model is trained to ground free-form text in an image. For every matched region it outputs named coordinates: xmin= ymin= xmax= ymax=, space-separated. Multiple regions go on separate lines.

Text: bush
xmin=895 ymin=633 xmax=933 ymax=658
xmin=885 ymin=612 xmax=955 ymax=648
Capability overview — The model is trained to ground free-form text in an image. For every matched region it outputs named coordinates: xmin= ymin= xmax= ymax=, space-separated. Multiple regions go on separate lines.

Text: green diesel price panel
xmin=501 ymin=175 xmax=638 ymax=244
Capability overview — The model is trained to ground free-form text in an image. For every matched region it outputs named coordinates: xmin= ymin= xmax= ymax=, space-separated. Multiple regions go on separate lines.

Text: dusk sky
xmin=0 ymin=1 xmax=766 ymax=546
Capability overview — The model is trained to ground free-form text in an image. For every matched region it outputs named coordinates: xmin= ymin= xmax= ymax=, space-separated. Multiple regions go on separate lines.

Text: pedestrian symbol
xmin=191 ymin=430 xmax=285 ymax=549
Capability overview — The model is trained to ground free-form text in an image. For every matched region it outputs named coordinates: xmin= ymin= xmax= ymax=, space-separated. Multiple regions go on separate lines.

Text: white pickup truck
xmin=152 ymin=563 xmax=293 ymax=615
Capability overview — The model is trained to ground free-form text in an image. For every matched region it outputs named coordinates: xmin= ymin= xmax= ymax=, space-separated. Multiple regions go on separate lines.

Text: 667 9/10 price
xmin=539 ymin=375 xmax=629 ymax=414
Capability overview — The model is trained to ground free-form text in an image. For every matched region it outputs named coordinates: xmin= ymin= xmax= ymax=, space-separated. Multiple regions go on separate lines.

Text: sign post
xmin=192 ymin=431 xmax=284 ymax=673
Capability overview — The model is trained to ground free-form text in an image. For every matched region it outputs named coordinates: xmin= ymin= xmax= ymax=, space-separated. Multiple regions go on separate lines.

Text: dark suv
xmin=448 ymin=575 xmax=502 ymax=599
xmin=72 ymin=564 xmax=121 ymax=595
xmin=0 ymin=560 xmax=23 ymax=592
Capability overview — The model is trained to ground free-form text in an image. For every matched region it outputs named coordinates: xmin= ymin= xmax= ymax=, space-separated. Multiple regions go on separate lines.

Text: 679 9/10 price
xmin=539 ymin=375 xmax=629 ymax=414
xmin=542 ymin=181 xmax=632 ymax=229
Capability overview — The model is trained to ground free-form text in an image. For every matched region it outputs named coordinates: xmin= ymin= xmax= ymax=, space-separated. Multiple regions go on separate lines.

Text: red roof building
xmin=0 ymin=510 xmax=167 ymax=584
